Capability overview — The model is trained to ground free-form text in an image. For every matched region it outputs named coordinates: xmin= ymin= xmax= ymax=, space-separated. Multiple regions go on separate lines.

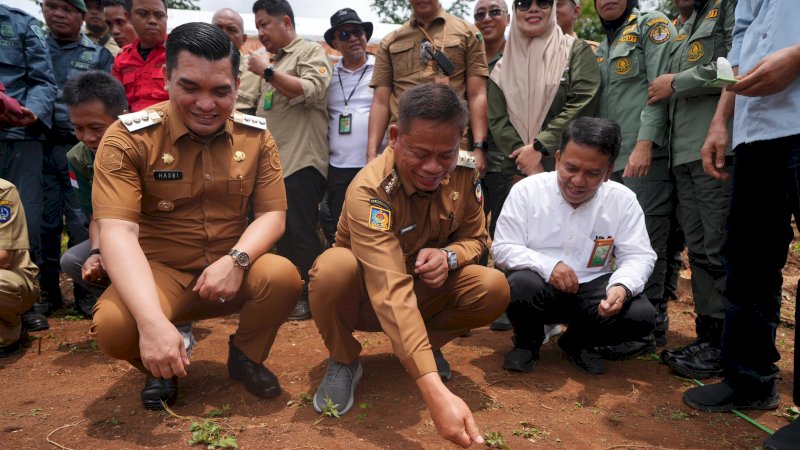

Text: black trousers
xmin=721 ymin=135 xmax=800 ymax=402
xmin=276 ymin=167 xmax=325 ymax=293
xmin=506 ymin=271 xmax=655 ymax=358
xmin=321 ymin=165 xmax=360 ymax=244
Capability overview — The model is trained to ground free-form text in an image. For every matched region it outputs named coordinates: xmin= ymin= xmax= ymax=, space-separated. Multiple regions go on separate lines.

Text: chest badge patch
xmin=0 ymin=205 xmax=10 ymax=223
xmin=649 ymin=24 xmax=671 ymax=44
xmin=234 ymin=151 xmax=246 ymax=162
xmin=162 ymin=153 xmax=175 ymax=165
xmin=1 ymin=23 xmax=14 ymax=38
xmin=368 ymin=205 xmax=391 ymax=231
xmin=615 ymin=57 xmax=632 ymax=75
xmin=688 ymin=41 xmax=704 ymax=62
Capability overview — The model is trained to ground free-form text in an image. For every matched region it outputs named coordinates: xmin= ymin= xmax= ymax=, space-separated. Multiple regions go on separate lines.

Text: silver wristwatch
xmin=443 ymin=248 xmax=458 ymax=271
xmin=228 ymin=249 xmax=251 ymax=270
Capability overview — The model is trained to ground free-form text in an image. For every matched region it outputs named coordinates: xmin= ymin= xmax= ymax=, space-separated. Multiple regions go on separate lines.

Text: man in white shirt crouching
xmin=492 ymin=117 xmax=657 ymax=375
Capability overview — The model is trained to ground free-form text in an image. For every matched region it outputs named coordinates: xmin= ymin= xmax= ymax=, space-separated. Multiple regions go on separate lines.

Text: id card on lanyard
xmin=336 ymin=64 xmax=369 ymax=134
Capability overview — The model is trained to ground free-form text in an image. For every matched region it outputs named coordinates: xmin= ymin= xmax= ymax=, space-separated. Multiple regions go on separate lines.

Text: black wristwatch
xmin=533 ymin=139 xmax=549 ymax=157
xmin=228 ymin=249 xmax=251 ymax=270
xmin=443 ymin=248 xmax=458 ymax=271
xmin=472 ymin=141 xmax=489 ymax=151
xmin=263 ymin=64 xmax=275 ymax=81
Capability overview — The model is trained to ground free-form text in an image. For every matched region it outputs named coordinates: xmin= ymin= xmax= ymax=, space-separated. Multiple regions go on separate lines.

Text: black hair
xmin=559 ymin=117 xmax=621 ymax=165
xmin=397 ymin=83 xmax=469 ymax=134
xmin=251 ymin=0 xmax=295 ymax=28
xmin=101 ymin=0 xmax=125 ymax=8
xmin=123 ymin=0 xmax=167 ymax=13
xmin=165 ymin=22 xmax=240 ymax=79
xmin=63 ymin=71 xmax=128 ymax=117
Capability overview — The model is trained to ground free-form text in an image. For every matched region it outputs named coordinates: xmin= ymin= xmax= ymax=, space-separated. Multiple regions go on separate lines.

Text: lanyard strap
xmin=418 ymin=20 xmax=448 ymax=53
xmin=337 ymin=64 xmax=369 ymax=108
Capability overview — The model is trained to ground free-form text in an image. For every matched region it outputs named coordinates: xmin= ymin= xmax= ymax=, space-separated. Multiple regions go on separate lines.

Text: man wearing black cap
xmin=321 ymin=8 xmax=375 ymax=246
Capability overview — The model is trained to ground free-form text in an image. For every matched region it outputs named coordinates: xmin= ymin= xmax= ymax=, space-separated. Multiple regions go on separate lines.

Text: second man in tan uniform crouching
xmin=309 ymin=83 xmax=509 ymax=448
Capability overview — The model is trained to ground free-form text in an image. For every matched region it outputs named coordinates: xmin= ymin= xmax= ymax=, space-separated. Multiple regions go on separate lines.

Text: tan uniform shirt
xmin=336 ymin=148 xmax=487 ymax=377
xmin=236 ymin=51 xmax=262 ymax=113
xmin=0 ymin=179 xmax=38 ymax=285
xmin=92 ymin=101 xmax=287 ymax=286
xmin=255 ymin=38 xmax=333 ymax=178
xmin=371 ymin=8 xmax=489 ymax=125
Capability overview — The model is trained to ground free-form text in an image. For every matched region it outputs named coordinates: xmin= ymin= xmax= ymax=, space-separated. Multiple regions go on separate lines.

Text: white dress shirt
xmin=492 ymin=171 xmax=656 ymax=296
xmin=327 ymin=54 xmax=375 ymax=168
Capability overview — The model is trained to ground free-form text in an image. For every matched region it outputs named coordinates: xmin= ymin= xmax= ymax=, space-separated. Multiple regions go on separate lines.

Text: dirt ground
xmin=1 ymin=257 xmax=797 ymax=450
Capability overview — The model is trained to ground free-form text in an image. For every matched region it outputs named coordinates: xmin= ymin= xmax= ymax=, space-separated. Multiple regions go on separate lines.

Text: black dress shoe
xmin=503 ymin=347 xmax=536 ymax=373
xmin=227 ymin=335 xmax=281 ymax=398
xmin=683 ymin=379 xmax=779 ymax=412
xmin=141 ymin=376 xmax=178 ymax=410
xmin=596 ymin=337 xmax=655 ymax=361
xmin=558 ymin=335 xmax=606 ymax=374
xmin=21 ymin=310 xmax=49 ymax=331
xmin=660 ymin=340 xmax=708 ymax=363
xmin=0 ymin=331 xmax=27 ymax=357
xmin=764 ymin=419 xmax=800 ymax=450
xmin=490 ymin=313 xmax=512 ymax=331
xmin=287 ymin=298 xmax=311 ymax=321
xmin=665 ymin=344 xmax=723 ymax=379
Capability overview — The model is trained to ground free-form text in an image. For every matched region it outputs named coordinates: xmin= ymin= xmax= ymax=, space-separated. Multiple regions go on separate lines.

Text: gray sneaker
xmin=313 ymin=358 xmax=362 ymax=416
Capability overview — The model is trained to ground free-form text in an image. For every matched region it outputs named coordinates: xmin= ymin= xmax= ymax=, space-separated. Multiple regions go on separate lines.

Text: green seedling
xmin=485 ymin=431 xmax=509 ymax=449
xmin=513 ymin=421 xmax=546 ymax=440
xmin=188 ymin=420 xmax=237 ymax=449
xmin=205 ymin=404 xmax=230 ymax=418
xmin=313 ymin=396 xmax=341 ymax=425
xmin=776 ymin=406 xmax=800 ymax=423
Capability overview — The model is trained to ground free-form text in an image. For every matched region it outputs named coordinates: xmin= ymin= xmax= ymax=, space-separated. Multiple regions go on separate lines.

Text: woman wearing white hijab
xmin=488 ymin=0 xmax=600 ymax=177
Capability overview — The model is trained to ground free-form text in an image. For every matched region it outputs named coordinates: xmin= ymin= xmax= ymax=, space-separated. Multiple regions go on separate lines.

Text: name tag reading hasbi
xmin=154 ymin=170 xmax=183 ymax=181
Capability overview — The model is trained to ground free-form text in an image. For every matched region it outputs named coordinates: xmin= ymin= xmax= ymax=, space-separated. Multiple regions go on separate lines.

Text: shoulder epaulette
xmin=118 ymin=110 xmax=162 ymax=132
xmin=232 ymin=111 xmax=266 ymax=130
xmin=456 ymin=150 xmax=476 ymax=169
xmin=380 ymin=169 xmax=400 ymax=196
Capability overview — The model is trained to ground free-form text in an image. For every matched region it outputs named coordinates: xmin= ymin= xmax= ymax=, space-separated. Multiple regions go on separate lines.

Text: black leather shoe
xmin=0 ymin=331 xmax=27 ymax=357
xmin=141 ymin=376 xmax=178 ymax=410
xmin=490 ymin=313 xmax=512 ymax=331
xmin=660 ymin=340 xmax=707 ymax=363
xmin=764 ymin=419 xmax=800 ymax=450
xmin=287 ymin=297 xmax=311 ymax=321
xmin=596 ymin=337 xmax=655 ymax=361
xmin=503 ymin=347 xmax=536 ymax=373
xmin=227 ymin=335 xmax=281 ymax=398
xmin=21 ymin=310 xmax=49 ymax=331
xmin=568 ymin=348 xmax=607 ymax=374
xmin=433 ymin=349 xmax=451 ymax=382
xmin=665 ymin=343 xmax=723 ymax=379
xmin=683 ymin=380 xmax=779 ymax=412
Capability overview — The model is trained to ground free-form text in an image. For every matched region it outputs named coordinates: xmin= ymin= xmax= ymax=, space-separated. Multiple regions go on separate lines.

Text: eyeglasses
xmin=337 ymin=28 xmax=365 ymax=41
xmin=513 ymin=0 xmax=554 ymax=11
xmin=473 ymin=8 xmax=507 ymax=21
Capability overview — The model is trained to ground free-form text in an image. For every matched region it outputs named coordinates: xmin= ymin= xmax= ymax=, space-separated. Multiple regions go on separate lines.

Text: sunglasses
xmin=514 ymin=0 xmax=554 ymax=11
xmin=337 ymin=28 xmax=365 ymax=41
xmin=474 ymin=8 xmax=507 ymax=21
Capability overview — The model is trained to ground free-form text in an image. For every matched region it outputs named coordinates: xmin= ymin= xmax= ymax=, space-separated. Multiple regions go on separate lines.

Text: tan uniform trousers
xmin=90 ymin=253 xmax=302 ymax=373
xmin=0 ymin=269 xmax=38 ymax=345
xmin=309 ymin=247 xmax=509 ymax=365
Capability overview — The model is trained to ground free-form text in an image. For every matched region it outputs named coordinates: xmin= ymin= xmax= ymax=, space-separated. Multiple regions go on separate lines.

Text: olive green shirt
xmin=371 ymin=7 xmax=488 ymax=125
xmin=66 ymin=141 xmax=94 ymax=217
xmin=487 ymin=39 xmax=601 ymax=174
xmin=595 ymin=8 xmax=677 ymax=172
xmin=668 ymin=0 xmax=736 ymax=167
xmin=236 ymin=52 xmax=262 ymax=114
xmin=256 ymin=38 xmax=333 ymax=178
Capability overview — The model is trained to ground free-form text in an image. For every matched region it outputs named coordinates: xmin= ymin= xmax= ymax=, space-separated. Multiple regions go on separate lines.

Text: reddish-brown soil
xmin=1 ymin=260 xmax=796 ymax=449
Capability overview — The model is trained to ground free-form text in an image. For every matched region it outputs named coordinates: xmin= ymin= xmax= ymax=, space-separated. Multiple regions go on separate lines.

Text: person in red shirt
xmin=111 ymin=0 xmax=167 ymax=111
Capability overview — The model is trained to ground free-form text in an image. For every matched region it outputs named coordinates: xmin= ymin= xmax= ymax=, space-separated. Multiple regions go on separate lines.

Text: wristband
xmin=89 ymin=248 xmax=101 ymax=256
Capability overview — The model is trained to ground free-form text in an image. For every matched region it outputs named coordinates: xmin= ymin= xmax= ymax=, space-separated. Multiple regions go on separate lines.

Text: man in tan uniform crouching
xmin=90 ymin=22 xmax=302 ymax=410
xmin=310 ymin=83 xmax=509 ymax=448
xmin=0 ymin=179 xmax=39 ymax=357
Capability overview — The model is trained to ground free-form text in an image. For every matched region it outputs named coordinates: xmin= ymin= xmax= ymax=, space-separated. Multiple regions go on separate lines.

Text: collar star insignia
xmin=162 ymin=153 xmax=175 ymax=165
